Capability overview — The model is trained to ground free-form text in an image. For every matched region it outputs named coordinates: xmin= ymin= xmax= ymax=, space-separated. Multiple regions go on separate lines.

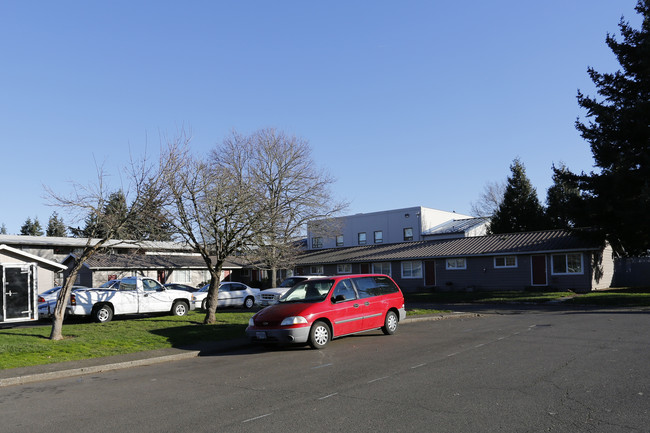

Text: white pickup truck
xmin=67 ymin=276 xmax=194 ymax=323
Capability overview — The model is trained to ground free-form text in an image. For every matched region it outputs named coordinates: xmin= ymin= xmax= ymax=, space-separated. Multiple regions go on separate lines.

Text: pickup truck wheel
xmin=243 ymin=296 xmax=254 ymax=309
xmin=172 ymin=301 xmax=188 ymax=316
xmin=201 ymin=299 xmax=207 ymax=310
xmin=92 ymin=304 xmax=113 ymax=323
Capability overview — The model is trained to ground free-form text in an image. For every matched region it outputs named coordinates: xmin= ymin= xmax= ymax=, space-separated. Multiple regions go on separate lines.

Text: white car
xmin=37 ymin=286 xmax=87 ymax=318
xmin=192 ymin=282 xmax=260 ymax=310
xmin=257 ymin=276 xmax=326 ymax=307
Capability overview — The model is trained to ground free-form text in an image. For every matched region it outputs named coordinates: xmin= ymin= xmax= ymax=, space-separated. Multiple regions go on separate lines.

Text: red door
xmin=425 ymin=260 xmax=436 ymax=286
xmin=532 ymin=255 xmax=547 ymax=286
xmin=329 ymin=279 xmax=365 ymax=336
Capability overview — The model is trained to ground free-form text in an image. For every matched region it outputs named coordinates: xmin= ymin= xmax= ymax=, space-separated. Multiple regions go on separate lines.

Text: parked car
xmin=257 ymin=276 xmax=326 ymax=307
xmin=192 ymin=282 xmax=260 ymax=310
xmin=67 ymin=276 xmax=194 ymax=323
xmin=164 ymin=283 xmax=201 ymax=293
xmin=38 ymin=285 xmax=87 ymax=303
xmin=37 ymin=286 xmax=87 ymax=318
xmin=246 ymin=274 xmax=406 ymax=349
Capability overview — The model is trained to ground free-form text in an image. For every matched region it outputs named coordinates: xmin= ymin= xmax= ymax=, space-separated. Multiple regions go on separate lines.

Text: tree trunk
xmin=271 ymin=267 xmax=278 ymax=288
xmin=203 ymin=268 xmax=222 ymax=324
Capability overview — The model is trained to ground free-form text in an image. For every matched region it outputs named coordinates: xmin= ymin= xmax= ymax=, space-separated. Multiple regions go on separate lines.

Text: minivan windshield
xmin=279 ymin=280 xmax=334 ymax=303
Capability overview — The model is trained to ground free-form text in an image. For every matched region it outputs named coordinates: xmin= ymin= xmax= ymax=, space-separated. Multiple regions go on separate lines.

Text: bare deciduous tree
xmin=470 ymin=180 xmax=506 ymax=217
xmin=247 ymin=128 xmax=347 ymax=286
xmin=45 ymin=155 xmax=166 ymax=340
xmin=162 ymin=131 xmax=266 ymax=324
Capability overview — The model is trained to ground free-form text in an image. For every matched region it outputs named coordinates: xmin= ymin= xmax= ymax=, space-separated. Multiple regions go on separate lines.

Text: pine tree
xmin=46 ymin=212 xmax=68 ymax=237
xmin=546 ymin=163 xmax=582 ymax=229
xmin=126 ymin=182 xmax=175 ymax=241
xmin=20 ymin=217 xmax=44 ymax=236
xmin=489 ymin=159 xmax=547 ymax=234
xmin=569 ymin=0 xmax=650 ymax=256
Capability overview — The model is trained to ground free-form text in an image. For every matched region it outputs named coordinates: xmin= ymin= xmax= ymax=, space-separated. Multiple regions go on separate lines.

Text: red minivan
xmin=246 ymin=274 xmax=406 ymax=349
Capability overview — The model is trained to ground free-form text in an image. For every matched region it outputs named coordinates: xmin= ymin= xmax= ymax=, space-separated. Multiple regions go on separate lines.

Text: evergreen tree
xmin=71 ymin=188 xmax=174 ymax=241
xmin=126 ymin=182 xmax=175 ymax=241
xmin=20 ymin=217 xmax=44 ymax=236
xmin=46 ymin=212 xmax=68 ymax=237
xmin=546 ymin=163 xmax=582 ymax=229
xmin=489 ymin=159 xmax=547 ymax=234
xmin=76 ymin=191 xmax=129 ymax=239
xmin=568 ymin=0 xmax=650 ymax=256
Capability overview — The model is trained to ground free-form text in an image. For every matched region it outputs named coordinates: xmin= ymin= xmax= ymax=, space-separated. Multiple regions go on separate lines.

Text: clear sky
xmin=0 ymin=0 xmax=641 ymax=234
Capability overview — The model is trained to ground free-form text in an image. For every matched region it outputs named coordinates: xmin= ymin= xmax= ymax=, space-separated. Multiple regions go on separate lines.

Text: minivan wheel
xmin=309 ymin=321 xmax=330 ymax=349
xmin=382 ymin=310 xmax=398 ymax=335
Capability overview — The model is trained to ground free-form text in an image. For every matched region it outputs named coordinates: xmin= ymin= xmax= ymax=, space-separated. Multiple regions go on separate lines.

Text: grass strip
xmin=0 ymin=311 xmax=251 ymax=370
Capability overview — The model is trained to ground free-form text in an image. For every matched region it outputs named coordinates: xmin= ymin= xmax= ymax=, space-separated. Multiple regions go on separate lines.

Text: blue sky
xmin=0 ymin=1 xmax=641 ymax=234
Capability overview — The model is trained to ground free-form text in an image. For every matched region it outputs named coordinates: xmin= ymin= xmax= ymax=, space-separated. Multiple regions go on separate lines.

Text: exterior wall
xmin=307 ymin=207 xmax=471 ymax=250
xmin=36 ymin=266 xmax=57 ymax=292
xmin=467 ymin=224 xmax=488 ymax=237
xmin=590 ymin=245 xmax=615 ymax=290
xmin=298 ymin=250 xmax=604 ymax=293
xmin=434 ymin=256 xmax=534 ymax=292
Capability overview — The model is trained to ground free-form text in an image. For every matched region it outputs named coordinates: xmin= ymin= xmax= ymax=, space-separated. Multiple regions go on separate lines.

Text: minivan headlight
xmin=281 ymin=316 xmax=308 ymax=326
xmin=249 ymin=318 xmax=255 ymax=326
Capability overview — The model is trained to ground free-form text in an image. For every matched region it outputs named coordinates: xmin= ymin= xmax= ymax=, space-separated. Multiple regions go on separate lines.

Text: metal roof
xmin=0 ymin=234 xmax=192 ymax=251
xmin=422 ymin=217 xmax=489 ymax=236
xmin=71 ymin=254 xmax=244 ymax=270
xmin=295 ymin=229 xmax=602 ymax=265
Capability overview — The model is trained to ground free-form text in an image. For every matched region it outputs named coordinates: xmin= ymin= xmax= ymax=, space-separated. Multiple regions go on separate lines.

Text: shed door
xmin=531 ymin=255 xmax=547 ymax=286
xmin=1 ymin=264 xmax=36 ymax=321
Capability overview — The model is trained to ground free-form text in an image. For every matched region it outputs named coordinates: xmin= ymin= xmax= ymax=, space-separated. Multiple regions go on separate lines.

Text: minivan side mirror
xmin=332 ymin=294 xmax=346 ymax=303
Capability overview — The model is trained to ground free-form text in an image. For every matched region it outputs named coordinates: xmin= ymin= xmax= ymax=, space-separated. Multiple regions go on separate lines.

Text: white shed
xmin=0 ymin=244 xmax=66 ymax=323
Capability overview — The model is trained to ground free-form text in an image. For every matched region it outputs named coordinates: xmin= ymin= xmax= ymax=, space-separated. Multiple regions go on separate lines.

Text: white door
xmin=139 ymin=278 xmax=172 ymax=313
xmin=1 ymin=264 xmax=37 ymax=322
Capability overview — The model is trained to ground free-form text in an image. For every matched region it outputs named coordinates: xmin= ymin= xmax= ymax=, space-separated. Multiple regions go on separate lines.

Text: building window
xmin=358 ymin=232 xmax=367 ymax=245
xmin=403 ymin=227 xmax=413 ymax=241
xmin=374 ymin=231 xmax=383 ymax=244
xmin=311 ymin=237 xmax=323 ymax=249
xmin=552 ymin=253 xmax=583 ymax=274
xmin=372 ymin=262 xmax=391 ymax=276
xmin=446 ymin=258 xmax=467 ymax=270
xmin=337 ymin=264 xmax=352 ymax=274
xmin=401 ymin=261 xmax=422 ymax=278
xmin=336 ymin=235 xmax=344 ymax=247
xmin=240 ymin=269 xmax=250 ymax=277
xmin=494 ymin=256 xmax=517 ymax=268
xmin=173 ymin=269 xmax=191 ymax=283
xmin=310 ymin=265 xmax=324 ymax=275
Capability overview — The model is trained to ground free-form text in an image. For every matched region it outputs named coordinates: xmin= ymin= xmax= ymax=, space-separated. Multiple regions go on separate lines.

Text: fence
xmin=613 ymin=257 xmax=650 ymax=287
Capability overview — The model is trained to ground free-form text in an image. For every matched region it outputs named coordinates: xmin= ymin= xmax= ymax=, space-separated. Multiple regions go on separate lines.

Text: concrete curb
xmin=0 ymin=352 xmax=201 ymax=388
xmin=0 ymin=312 xmax=480 ymax=388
